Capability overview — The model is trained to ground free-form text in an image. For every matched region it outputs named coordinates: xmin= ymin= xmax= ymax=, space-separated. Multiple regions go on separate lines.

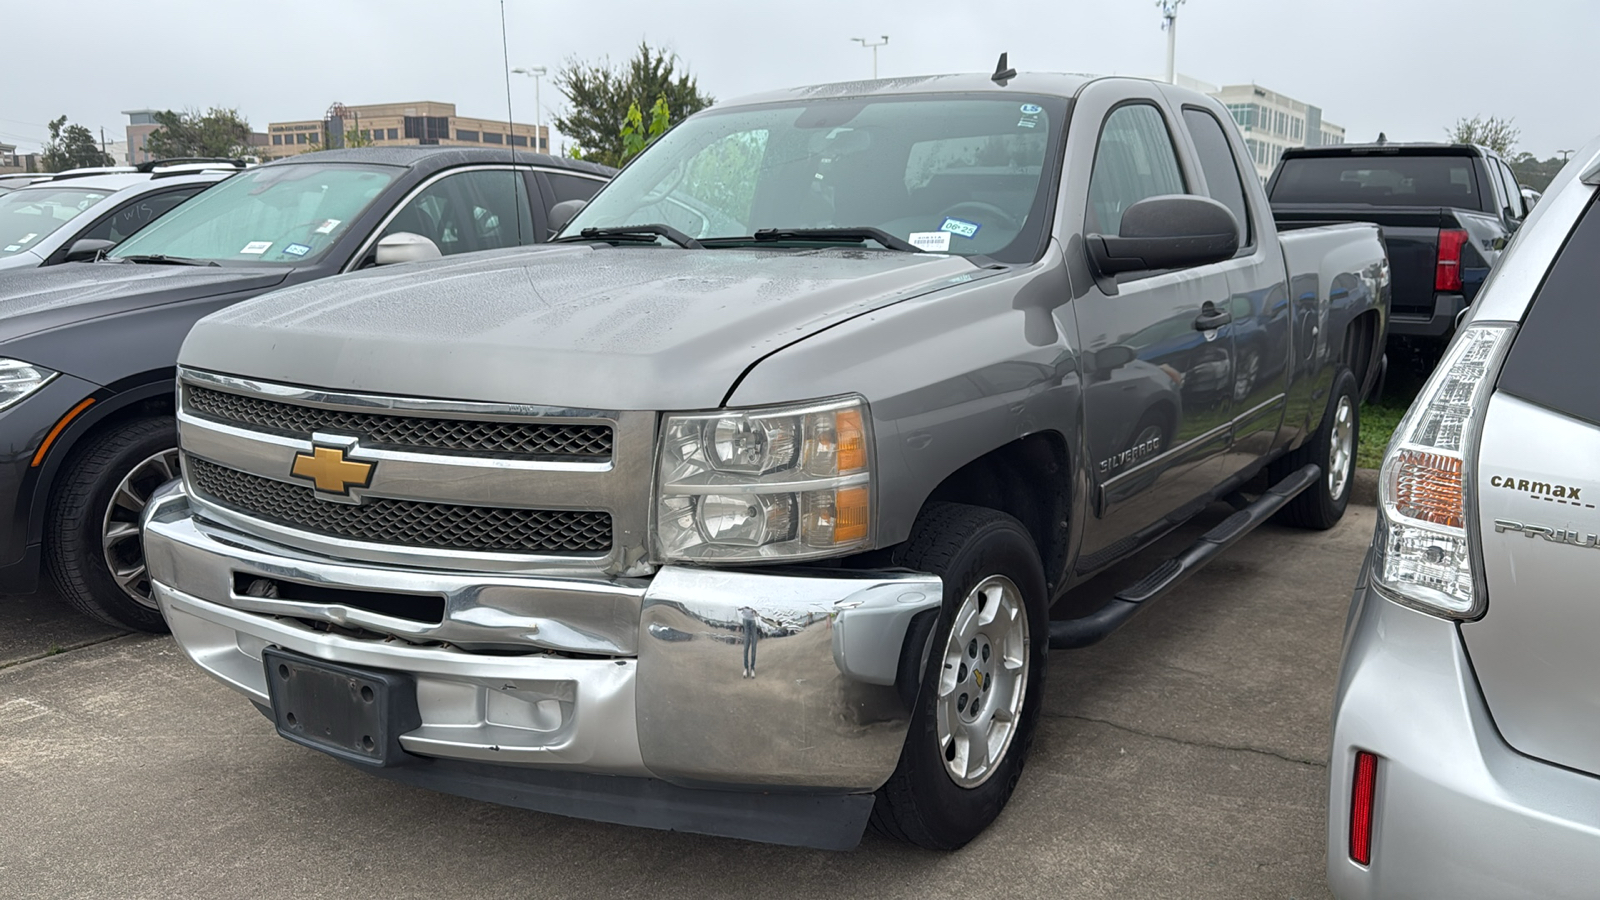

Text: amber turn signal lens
xmin=834 ymin=485 xmax=870 ymax=544
xmin=1391 ymin=449 xmax=1463 ymax=528
xmin=835 ymin=409 xmax=867 ymax=474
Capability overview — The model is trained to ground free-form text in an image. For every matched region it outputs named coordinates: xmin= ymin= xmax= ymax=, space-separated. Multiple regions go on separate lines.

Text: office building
xmin=264 ymin=101 xmax=548 ymax=159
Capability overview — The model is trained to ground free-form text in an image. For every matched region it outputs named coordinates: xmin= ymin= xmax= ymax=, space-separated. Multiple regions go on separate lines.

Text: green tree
xmin=339 ymin=124 xmax=376 ymax=148
xmin=143 ymin=108 xmax=253 ymax=160
xmin=1509 ymin=152 xmax=1566 ymax=193
xmin=619 ymin=96 xmax=672 ymax=163
xmin=554 ymin=43 xmax=713 ymax=167
xmin=40 ymin=116 xmax=113 ymax=172
xmin=1445 ymin=115 xmax=1520 ymax=156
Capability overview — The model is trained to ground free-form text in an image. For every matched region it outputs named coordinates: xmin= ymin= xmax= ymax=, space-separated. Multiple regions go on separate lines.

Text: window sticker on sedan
xmin=314 ymin=219 xmax=341 ymax=235
xmin=282 ymin=243 xmax=311 ymax=257
xmin=17 ymin=233 xmax=35 ymax=244
xmin=940 ymin=218 xmax=981 ymax=239
xmin=240 ymin=241 xmax=273 ymax=255
xmin=3 ymin=245 xmax=19 ymax=253
xmin=909 ymin=231 xmax=951 ymax=252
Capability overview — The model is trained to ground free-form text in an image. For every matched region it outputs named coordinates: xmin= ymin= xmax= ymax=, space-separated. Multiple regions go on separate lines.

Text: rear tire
xmin=870 ymin=502 xmax=1048 ymax=850
xmin=1272 ymin=367 xmax=1359 ymax=530
xmin=44 ymin=416 xmax=179 ymax=633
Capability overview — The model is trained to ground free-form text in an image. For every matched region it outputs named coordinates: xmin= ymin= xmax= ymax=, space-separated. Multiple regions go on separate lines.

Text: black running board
xmin=1048 ymin=464 xmax=1321 ymax=650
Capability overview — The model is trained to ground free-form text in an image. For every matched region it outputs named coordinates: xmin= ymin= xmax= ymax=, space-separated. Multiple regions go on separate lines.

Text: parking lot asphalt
xmin=0 ymin=504 xmax=1373 ymax=900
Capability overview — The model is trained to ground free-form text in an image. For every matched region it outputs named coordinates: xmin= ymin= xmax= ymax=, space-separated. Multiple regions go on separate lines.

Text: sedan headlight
xmin=0 ymin=359 xmax=55 ymax=411
xmin=656 ymin=396 xmax=873 ymax=562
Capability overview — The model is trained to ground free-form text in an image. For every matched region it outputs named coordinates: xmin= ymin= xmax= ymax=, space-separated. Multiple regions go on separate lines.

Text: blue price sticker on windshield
xmin=283 ymin=243 xmax=311 ymax=257
xmin=940 ymin=217 xmax=981 ymax=239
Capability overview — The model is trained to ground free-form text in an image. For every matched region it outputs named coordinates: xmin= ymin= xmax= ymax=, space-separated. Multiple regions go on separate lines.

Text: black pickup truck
xmin=1268 ymin=143 xmax=1526 ymax=354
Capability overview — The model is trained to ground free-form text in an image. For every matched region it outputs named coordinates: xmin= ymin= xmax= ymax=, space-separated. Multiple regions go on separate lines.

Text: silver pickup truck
xmin=142 ymin=69 xmax=1389 ymax=851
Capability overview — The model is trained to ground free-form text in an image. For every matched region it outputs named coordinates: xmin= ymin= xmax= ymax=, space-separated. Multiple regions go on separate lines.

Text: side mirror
xmin=64 ymin=238 xmax=115 ymax=263
xmin=1087 ymin=195 xmax=1240 ymax=276
xmin=547 ymin=199 xmax=587 ymax=236
xmin=374 ymin=232 xmax=442 ymax=266
xmin=1091 ymin=344 xmax=1137 ymax=376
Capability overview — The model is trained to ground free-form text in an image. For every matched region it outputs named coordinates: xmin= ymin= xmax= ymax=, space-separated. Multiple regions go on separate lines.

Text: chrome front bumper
xmin=1328 ymin=555 xmax=1600 ymax=899
xmin=145 ymin=486 xmax=941 ymax=793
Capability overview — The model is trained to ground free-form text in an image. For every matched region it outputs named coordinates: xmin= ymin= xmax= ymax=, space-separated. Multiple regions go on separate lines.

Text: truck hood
xmin=181 ymin=244 xmax=990 ymax=409
xmin=0 ymin=262 xmax=290 ymax=344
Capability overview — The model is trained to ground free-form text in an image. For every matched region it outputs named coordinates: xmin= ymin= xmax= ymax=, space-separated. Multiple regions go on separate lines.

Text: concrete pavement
xmin=0 ymin=505 xmax=1372 ymax=899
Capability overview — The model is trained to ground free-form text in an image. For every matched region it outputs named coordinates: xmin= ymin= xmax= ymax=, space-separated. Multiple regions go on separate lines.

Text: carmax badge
xmin=290 ymin=445 xmax=375 ymax=496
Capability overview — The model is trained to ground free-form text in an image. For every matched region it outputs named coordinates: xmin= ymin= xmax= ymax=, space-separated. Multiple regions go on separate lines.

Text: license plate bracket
xmin=263 ymin=648 xmax=421 ymax=768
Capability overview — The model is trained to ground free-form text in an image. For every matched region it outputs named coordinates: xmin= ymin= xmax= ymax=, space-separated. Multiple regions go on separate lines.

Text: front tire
xmin=1272 ymin=367 xmax=1359 ymax=530
xmin=871 ymin=502 xmax=1048 ymax=850
xmin=45 ymin=416 xmax=179 ymax=632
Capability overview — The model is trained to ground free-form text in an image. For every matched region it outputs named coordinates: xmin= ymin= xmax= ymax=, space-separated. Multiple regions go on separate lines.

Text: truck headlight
xmin=0 ymin=358 xmax=55 ymax=411
xmin=656 ymin=396 xmax=873 ymax=562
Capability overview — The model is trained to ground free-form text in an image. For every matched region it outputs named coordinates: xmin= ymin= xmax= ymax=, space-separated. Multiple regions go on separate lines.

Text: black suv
xmin=0 ymin=146 xmax=611 ymax=629
xmin=1269 ymin=143 xmax=1526 ymax=353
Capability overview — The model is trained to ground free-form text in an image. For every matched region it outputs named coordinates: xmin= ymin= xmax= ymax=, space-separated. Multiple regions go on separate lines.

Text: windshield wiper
xmin=115 ymin=254 xmax=219 ymax=267
xmin=736 ymin=227 xmax=924 ymax=253
xmin=555 ymin=225 xmax=704 ymax=250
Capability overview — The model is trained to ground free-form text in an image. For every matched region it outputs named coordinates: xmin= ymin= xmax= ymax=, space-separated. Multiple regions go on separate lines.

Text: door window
xmin=1495 ymin=159 xmax=1524 ymax=218
xmin=1182 ymin=108 xmax=1252 ymax=247
xmin=1087 ymin=104 xmax=1186 ymax=235
xmin=78 ymin=187 xmax=205 ymax=245
xmin=541 ymin=172 xmax=608 ymax=215
xmin=380 ymin=169 xmax=535 ymax=256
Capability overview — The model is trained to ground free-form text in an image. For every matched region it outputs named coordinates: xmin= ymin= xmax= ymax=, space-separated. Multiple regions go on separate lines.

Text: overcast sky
xmin=3 ymin=0 xmax=1594 ymax=160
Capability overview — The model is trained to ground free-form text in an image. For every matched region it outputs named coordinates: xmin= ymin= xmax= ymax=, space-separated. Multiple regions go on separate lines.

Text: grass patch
xmin=1358 ymin=399 xmax=1410 ymax=470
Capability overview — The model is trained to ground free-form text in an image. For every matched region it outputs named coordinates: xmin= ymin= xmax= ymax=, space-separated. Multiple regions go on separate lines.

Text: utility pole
xmin=1559 ymin=149 xmax=1575 ymax=161
xmin=512 ymin=66 xmax=548 ymax=152
xmin=852 ymin=36 xmax=889 ymax=79
xmin=1158 ymin=0 xmax=1186 ymax=84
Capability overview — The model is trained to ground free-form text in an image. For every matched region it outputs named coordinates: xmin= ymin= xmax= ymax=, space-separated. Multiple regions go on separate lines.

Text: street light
xmin=851 ymin=36 xmax=889 ymax=80
xmin=511 ymin=65 xmax=547 ymax=152
xmin=1157 ymin=0 xmax=1186 ymax=85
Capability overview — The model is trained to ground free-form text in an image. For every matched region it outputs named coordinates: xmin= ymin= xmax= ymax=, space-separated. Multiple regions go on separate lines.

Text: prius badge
xmin=290 ymin=445 xmax=375 ymax=496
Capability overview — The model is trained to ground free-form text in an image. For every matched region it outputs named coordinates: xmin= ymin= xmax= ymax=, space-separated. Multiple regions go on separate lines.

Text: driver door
xmin=1067 ymin=84 xmax=1236 ymax=569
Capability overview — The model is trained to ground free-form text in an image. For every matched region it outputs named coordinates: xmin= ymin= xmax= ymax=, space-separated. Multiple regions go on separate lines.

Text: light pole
xmin=1157 ymin=0 xmax=1186 ymax=84
xmin=852 ymin=36 xmax=889 ymax=80
xmin=511 ymin=65 xmax=547 ymax=152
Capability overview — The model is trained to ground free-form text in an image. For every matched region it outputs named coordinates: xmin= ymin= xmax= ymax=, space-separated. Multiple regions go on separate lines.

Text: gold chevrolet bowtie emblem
xmin=290 ymin=445 xmax=374 ymax=495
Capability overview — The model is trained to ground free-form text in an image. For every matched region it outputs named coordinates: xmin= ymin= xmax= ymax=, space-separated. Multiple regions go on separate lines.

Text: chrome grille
xmin=185 ymin=386 xmax=612 ymax=459
xmin=188 ymin=457 xmax=611 ymax=554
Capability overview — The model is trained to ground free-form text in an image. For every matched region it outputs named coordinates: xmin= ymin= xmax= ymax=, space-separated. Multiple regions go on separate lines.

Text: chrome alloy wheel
xmin=935 ymin=574 xmax=1031 ymax=788
xmin=1328 ymin=394 xmax=1355 ymax=502
xmin=102 ymin=448 xmax=180 ymax=608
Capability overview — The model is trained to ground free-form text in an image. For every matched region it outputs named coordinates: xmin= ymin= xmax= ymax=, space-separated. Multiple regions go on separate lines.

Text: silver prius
xmin=1330 ymin=134 xmax=1600 ymax=897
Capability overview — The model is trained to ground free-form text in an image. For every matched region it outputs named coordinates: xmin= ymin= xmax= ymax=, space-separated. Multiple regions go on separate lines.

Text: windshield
xmin=0 ymin=187 xmax=112 ymax=256
xmin=1270 ymin=155 xmax=1488 ymax=210
xmin=565 ymin=94 xmax=1067 ymax=262
xmin=110 ymin=163 xmax=398 ymax=263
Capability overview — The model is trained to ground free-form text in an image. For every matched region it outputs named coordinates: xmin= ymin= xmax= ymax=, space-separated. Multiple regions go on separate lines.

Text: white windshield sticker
xmin=314 ymin=219 xmax=341 ymax=234
xmin=17 ymin=233 xmax=36 ymax=244
xmin=2 ymin=245 xmax=19 ymax=253
xmin=909 ymin=231 xmax=951 ymax=252
xmin=240 ymin=241 xmax=273 ymax=255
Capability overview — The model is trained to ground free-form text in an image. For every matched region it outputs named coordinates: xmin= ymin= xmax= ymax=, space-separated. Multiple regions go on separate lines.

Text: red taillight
xmin=1435 ymin=228 xmax=1469 ymax=292
xmin=1350 ymin=751 xmax=1379 ymax=865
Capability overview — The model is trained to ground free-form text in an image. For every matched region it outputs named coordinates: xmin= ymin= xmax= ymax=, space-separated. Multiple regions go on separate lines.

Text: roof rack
xmin=46 ymin=166 xmax=137 ymax=181
xmin=135 ymin=157 xmax=247 ymax=173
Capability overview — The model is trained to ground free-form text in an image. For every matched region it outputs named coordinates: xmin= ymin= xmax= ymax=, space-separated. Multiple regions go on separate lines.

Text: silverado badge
xmin=290 ymin=445 xmax=374 ymax=495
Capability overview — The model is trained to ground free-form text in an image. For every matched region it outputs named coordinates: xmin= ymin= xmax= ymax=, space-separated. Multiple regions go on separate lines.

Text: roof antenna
xmin=1376 ymin=132 xmax=1388 ymax=145
xmin=991 ymin=53 xmax=1017 ymax=86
